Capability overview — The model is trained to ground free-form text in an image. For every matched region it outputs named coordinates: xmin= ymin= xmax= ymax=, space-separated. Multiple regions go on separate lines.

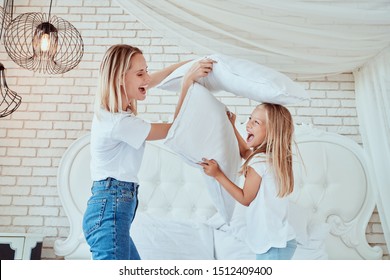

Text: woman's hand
xmin=174 ymin=58 xmax=216 ymax=120
xmin=182 ymin=58 xmax=215 ymax=88
xmin=198 ymin=158 xmax=222 ymax=178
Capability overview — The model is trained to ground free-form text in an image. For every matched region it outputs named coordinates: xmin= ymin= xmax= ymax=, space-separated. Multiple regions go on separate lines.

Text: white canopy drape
xmin=115 ymin=0 xmax=390 ymax=247
xmin=115 ymin=0 xmax=390 ymax=77
xmin=354 ymin=48 xmax=390 ymax=248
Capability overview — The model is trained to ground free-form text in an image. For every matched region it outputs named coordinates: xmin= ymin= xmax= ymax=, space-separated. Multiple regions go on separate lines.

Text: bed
xmin=54 ymin=123 xmax=383 ymax=260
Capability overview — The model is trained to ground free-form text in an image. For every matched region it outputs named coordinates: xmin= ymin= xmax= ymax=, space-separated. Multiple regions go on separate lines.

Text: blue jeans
xmin=256 ymin=239 xmax=297 ymax=260
xmin=82 ymin=177 xmax=140 ymax=260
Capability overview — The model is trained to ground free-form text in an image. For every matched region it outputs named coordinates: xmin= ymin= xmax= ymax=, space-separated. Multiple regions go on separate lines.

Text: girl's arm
xmin=148 ymin=60 xmax=191 ymax=88
xmin=228 ymin=112 xmax=251 ymax=160
xmin=200 ymin=159 xmax=261 ymax=206
xmin=146 ymin=59 xmax=215 ymax=141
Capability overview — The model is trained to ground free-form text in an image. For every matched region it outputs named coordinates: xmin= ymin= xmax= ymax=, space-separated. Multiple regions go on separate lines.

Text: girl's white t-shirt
xmin=90 ymin=108 xmax=151 ymax=183
xmin=245 ymin=154 xmax=296 ymax=254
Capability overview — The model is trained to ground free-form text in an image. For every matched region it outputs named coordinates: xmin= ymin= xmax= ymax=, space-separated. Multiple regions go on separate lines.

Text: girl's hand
xmin=198 ymin=158 xmax=222 ymax=178
xmin=182 ymin=58 xmax=215 ymax=88
xmin=227 ymin=111 xmax=236 ymax=127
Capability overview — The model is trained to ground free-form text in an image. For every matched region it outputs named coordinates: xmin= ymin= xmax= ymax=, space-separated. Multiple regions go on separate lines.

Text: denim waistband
xmin=92 ymin=177 xmax=138 ymax=189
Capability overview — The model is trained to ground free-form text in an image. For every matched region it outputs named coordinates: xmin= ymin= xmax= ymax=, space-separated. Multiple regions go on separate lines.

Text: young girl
xmin=200 ymin=103 xmax=297 ymax=260
xmin=82 ymin=44 xmax=214 ymax=260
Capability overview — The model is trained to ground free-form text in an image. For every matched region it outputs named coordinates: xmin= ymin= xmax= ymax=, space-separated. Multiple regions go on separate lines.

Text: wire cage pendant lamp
xmin=3 ymin=0 xmax=84 ymax=75
xmin=0 ymin=63 xmax=22 ymax=118
xmin=0 ymin=1 xmax=21 ymax=118
xmin=0 ymin=0 xmax=13 ymax=40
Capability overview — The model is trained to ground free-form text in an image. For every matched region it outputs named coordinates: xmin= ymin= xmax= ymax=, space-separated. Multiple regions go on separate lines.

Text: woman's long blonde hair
xmin=95 ymin=44 xmax=142 ymax=115
xmin=241 ymin=103 xmax=294 ymax=197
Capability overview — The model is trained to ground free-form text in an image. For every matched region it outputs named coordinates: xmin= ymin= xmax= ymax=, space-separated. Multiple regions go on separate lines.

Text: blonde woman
xmin=200 ymin=103 xmax=297 ymax=260
xmin=83 ymin=44 xmax=214 ymax=260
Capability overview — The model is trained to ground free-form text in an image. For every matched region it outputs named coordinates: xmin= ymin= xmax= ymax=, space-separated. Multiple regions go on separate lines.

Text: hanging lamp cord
xmin=48 ymin=0 xmax=53 ymax=21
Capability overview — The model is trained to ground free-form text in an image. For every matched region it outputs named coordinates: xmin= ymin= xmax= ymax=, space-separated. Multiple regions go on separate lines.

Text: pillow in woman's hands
xmin=157 ymin=54 xmax=309 ymax=105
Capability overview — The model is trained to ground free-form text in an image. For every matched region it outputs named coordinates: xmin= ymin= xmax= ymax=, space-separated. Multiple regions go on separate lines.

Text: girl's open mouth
xmin=247 ymin=133 xmax=254 ymax=143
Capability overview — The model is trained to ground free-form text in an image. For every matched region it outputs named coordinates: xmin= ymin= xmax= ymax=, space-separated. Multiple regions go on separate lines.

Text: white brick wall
xmin=0 ymin=0 xmax=387 ymax=260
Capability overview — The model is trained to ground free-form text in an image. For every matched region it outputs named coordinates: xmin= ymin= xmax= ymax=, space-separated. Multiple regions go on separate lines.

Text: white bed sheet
xmin=131 ymin=212 xmax=215 ymax=260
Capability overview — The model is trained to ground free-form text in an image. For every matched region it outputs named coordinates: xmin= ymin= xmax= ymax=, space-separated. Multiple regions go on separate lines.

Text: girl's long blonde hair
xmin=241 ymin=103 xmax=294 ymax=197
xmin=95 ymin=44 xmax=142 ymax=115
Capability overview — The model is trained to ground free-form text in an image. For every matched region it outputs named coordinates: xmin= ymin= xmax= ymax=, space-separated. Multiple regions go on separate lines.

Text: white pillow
xmin=157 ymin=53 xmax=309 ymax=105
xmin=164 ymin=83 xmax=241 ymax=222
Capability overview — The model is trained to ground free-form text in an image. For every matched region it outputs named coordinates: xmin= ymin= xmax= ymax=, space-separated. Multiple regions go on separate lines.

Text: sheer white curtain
xmin=354 ymin=47 xmax=390 ymax=247
xmin=114 ymin=0 xmax=390 ymax=246
xmin=115 ymin=0 xmax=390 ymax=77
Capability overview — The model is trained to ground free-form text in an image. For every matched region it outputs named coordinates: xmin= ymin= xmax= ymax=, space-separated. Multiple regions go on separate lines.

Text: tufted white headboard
xmin=290 ymin=125 xmax=382 ymax=259
xmin=54 ymin=125 xmax=383 ymax=260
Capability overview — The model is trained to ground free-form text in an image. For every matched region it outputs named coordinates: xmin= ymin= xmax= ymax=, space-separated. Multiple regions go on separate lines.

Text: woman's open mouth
xmin=139 ymin=86 xmax=147 ymax=95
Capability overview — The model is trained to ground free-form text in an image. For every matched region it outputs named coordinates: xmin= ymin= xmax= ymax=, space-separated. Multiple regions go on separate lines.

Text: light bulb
xmin=40 ymin=33 xmax=50 ymax=52
xmin=31 ymin=22 xmax=59 ymax=59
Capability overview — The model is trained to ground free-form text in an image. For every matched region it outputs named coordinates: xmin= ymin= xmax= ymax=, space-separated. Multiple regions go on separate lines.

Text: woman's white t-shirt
xmin=90 ymin=108 xmax=151 ymax=183
xmin=245 ymin=154 xmax=296 ymax=254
